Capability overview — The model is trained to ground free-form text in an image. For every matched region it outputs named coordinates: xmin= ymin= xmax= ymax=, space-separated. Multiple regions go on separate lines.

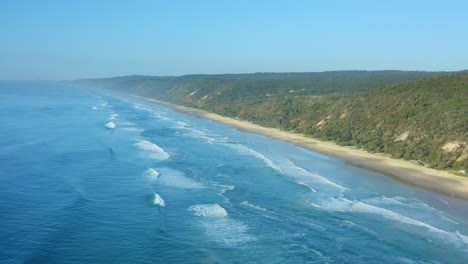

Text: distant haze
xmin=1 ymin=0 xmax=467 ymax=80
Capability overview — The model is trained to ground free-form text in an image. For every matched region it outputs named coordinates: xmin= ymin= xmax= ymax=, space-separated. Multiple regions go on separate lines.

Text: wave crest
xmin=144 ymin=168 xmax=159 ymax=181
xmin=224 ymin=144 xmax=282 ymax=173
xmin=153 ymin=192 xmax=166 ymax=207
xmin=134 ymin=140 xmax=170 ymax=160
xmin=105 ymin=122 xmax=116 ymax=129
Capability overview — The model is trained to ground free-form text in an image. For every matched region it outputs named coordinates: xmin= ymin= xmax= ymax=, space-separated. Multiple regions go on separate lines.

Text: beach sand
xmin=134 ymin=95 xmax=468 ymax=200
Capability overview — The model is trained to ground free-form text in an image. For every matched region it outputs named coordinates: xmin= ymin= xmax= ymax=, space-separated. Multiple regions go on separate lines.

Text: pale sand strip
xmin=133 ymin=95 xmax=468 ymax=200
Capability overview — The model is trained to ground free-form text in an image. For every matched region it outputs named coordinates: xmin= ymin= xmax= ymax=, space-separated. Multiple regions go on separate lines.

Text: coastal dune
xmin=133 ymin=95 xmax=468 ymax=200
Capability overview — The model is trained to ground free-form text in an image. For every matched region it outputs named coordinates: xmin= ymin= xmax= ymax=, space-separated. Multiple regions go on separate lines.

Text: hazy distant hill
xmin=75 ymin=71 xmax=447 ymax=100
xmin=75 ymin=70 xmax=467 ymax=170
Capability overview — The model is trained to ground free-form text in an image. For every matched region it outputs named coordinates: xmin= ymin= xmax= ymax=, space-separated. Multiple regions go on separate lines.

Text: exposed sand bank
xmin=134 ymin=95 xmax=468 ymax=200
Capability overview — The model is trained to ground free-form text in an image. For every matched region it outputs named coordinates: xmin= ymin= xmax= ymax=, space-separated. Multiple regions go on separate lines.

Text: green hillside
xmin=76 ymin=71 xmax=467 ymax=170
xmin=218 ymin=73 xmax=467 ymax=169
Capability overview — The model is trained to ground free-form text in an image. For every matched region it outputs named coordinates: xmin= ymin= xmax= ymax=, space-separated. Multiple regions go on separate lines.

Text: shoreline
xmin=132 ymin=95 xmax=468 ymax=200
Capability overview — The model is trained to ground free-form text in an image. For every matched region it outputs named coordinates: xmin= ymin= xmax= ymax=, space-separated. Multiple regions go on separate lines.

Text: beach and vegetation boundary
xmin=133 ymin=95 xmax=468 ymax=200
xmin=74 ymin=71 xmax=468 ymax=199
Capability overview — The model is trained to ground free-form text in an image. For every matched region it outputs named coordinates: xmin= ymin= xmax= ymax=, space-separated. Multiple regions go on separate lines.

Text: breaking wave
xmin=175 ymin=121 xmax=189 ymax=126
xmin=108 ymin=113 xmax=118 ymax=120
xmin=134 ymin=140 xmax=170 ymax=160
xmin=105 ymin=122 xmax=116 ymax=129
xmin=189 ymin=204 xmax=256 ymax=246
xmin=224 ymin=144 xmax=282 ymax=173
xmin=178 ymin=127 xmax=215 ymax=143
xmin=277 ymin=156 xmax=348 ymax=196
xmin=153 ymin=192 xmax=166 ymax=207
xmin=156 ymin=167 xmax=204 ymax=189
xmin=144 ymin=168 xmax=159 ymax=181
xmin=297 ymin=181 xmax=317 ymax=193
xmin=318 ymin=197 xmax=468 ymax=251
xmin=134 ymin=104 xmax=153 ymax=112
xmin=223 ymin=144 xmax=346 ymax=196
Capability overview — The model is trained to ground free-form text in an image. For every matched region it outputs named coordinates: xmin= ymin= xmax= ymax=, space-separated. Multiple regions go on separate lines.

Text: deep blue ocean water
xmin=0 ymin=82 xmax=467 ymax=264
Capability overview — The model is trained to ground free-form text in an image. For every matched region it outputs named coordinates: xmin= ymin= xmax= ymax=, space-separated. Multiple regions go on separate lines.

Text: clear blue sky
xmin=1 ymin=0 xmax=467 ymax=80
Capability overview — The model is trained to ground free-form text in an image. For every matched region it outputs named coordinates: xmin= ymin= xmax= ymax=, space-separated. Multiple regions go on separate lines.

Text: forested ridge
xmin=75 ymin=71 xmax=468 ymax=170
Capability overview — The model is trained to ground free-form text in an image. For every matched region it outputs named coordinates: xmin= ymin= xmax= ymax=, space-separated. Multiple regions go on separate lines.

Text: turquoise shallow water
xmin=0 ymin=82 xmax=467 ymax=264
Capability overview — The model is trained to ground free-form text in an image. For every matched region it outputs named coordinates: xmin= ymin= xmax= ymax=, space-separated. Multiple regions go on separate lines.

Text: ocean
xmin=0 ymin=82 xmax=467 ymax=264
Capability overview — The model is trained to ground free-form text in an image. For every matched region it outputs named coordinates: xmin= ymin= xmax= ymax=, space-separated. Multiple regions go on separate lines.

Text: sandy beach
xmin=133 ymin=95 xmax=468 ymax=200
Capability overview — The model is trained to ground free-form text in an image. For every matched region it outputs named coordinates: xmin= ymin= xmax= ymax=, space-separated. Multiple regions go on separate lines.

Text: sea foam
xmin=297 ymin=181 xmax=317 ymax=193
xmin=189 ymin=204 xmax=228 ymax=217
xmin=105 ymin=122 xmax=116 ymax=129
xmin=200 ymin=218 xmax=256 ymax=246
xmin=275 ymin=156 xmax=347 ymax=196
xmin=156 ymin=167 xmax=204 ymax=189
xmin=178 ymin=127 xmax=215 ymax=143
xmin=241 ymin=201 xmax=267 ymax=211
xmin=224 ymin=144 xmax=283 ymax=173
xmin=319 ymin=197 xmax=468 ymax=250
xmin=144 ymin=168 xmax=159 ymax=181
xmin=134 ymin=140 xmax=170 ymax=160
xmin=189 ymin=204 xmax=256 ymax=246
xmin=134 ymin=104 xmax=153 ymax=112
xmin=214 ymin=184 xmax=236 ymax=193
xmin=122 ymin=127 xmax=144 ymax=132
xmin=153 ymin=192 xmax=166 ymax=207
xmin=224 ymin=143 xmax=347 ymax=195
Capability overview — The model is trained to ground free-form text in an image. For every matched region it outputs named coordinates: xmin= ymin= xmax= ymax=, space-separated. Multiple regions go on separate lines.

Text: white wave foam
xmin=200 ymin=217 xmax=256 ymax=246
xmin=176 ymin=121 xmax=189 ymax=126
xmin=121 ymin=127 xmax=144 ymax=132
xmin=134 ymin=104 xmax=153 ymax=112
xmin=105 ymin=122 xmax=116 ymax=129
xmin=241 ymin=201 xmax=267 ymax=211
xmin=91 ymin=106 xmax=99 ymax=110
xmin=456 ymin=231 xmax=468 ymax=244
xmin=282 ymin=159 xmax=347 ymax=194
xmin=297 ymin=181 xmax=317 ymax=193
xmin=340 ymin=220 xmax=378 ymax=237
xmin=144 ymin=168 xmax=159 ymax=181
xmin=320 ymin=197 xmax=468 ymax=250
xmin=363 ymin=196 xmax=460 ymax=225
xmin=153 ymin=114 xmax=171 ymax=120
xmin=153 ymin=192 xmax=166 ymax=207
xmin=156 ymin=167 xmax=204 ymax=189
xmin=101 ymin=102 xmax=108 ymax=106
xmin=214 ymin=184 xmax=235 ymax=193
xmin=134 ymin=140 xmax=170 ymax=160
xmin=108 ymin=113 xmax=118 ymax=120
xmin=225 ymin=143 xmax=346 ymax=195
xmin=224 ymin=144 xmax=283 ymax=173
xmin=189 ymin=204 xmax=228 ymax=217
xmin=179 ymin=127 xmax=215 ymax=143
